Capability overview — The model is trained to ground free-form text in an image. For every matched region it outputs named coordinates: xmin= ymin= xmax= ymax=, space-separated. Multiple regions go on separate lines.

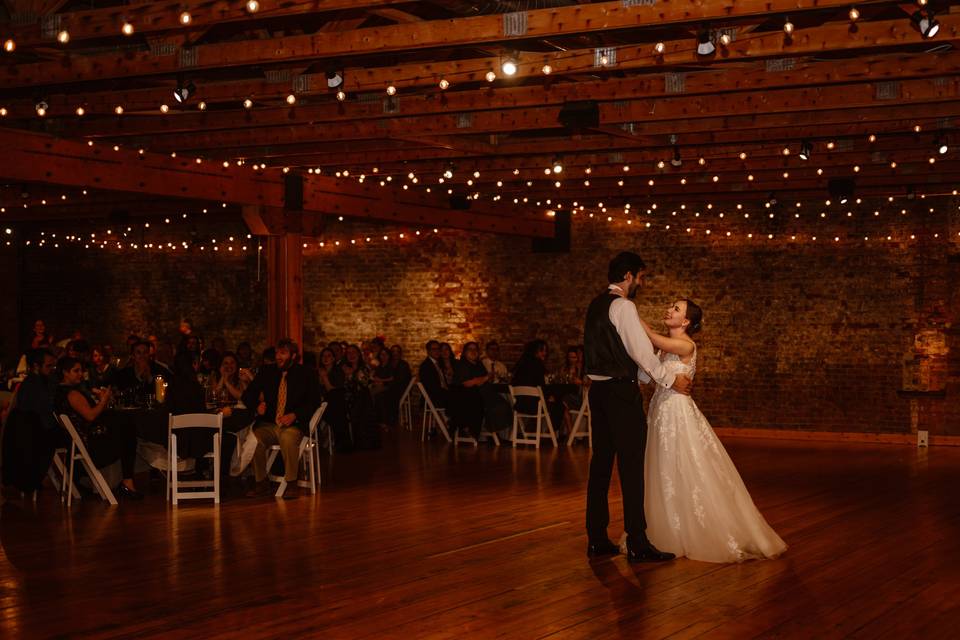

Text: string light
xmin=246 ymin=0 xmax=260 ymax=13
xmin=121 ymin=21 xmax=134 ymax=36
xmin=57 ymin=30 xmax=70 ymax=44
xmin=541 ymin=65 xmax=552 ymax=75
xmin=439 ymin=79 xmax=450 ymax=90
xmin=114 ymin=105 xmax=124 ymax=115
xmin=198 ymin=101 xmax=207 ymax=111
xmin=386 ymin=85 xmax=397 ymax=96
xmin=286 ymin=94 xmax=296 ymax=105
xmin=3 ymin=39 xmax=14 ymax=53
xmin=485 ymin=71 xmax=497 ymax=82
xmin=180 ymin=11 xmax=192 ymax=25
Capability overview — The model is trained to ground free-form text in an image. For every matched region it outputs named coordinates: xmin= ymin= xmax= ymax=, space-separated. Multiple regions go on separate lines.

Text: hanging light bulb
xmin=485 ymin=71 xmax=496 ymax=82
xmin=114 ymin=105 xmax=124 ymax=115
xmin=35 ymin=100 xmax=48 ymax=117
xmin=386 ymin=85 xmax=397 ymax=96
xmin=336 ymin=90 xmax=346 ymax=101
xmin=719 ymin=33 xmax=731 ymax=47
xmin=159 ymin=103 xmax=169 ymax=113
xmin=180 ymin=11 xmax=192 ymax=25
xmin=849 ymin=6 xmax=860 ymax=21
xmin=198 ymin=101 xmax=207 ymax=110
xmin=654 ymin=42 xmax=665 ymax=55
xmin=75 ymin=105 xmax=85 ymax=116
xmin=121 ymin=20 xmax=134 ymax=36
xmin=501 ymin=57 xmax=518 ymax=76
xmin=57 ymin=30 xmax=70 ymax=44
xmin=541 ymin=64 xmax=552 ymax=75
xmin=783 ymin=17 xmax=794 ymax=36
xmin=439 ymin=78 xmax=450 ymax=90
xmin=246 ymin=0 xmax=260 ymax=13
xmin=286 ymin=93 xmax=296 ymax=105
xmin=243 ymin=98 xmax=253 ymax=108
xmin=3 ymin=39 xmax=14 ymax=53
xmin=552 ymin=156 xmax=563 ymax=174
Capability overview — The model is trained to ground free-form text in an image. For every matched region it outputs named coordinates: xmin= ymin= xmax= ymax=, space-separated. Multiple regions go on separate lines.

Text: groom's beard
xmin=627 ymin=283 xmax=639 ymax=299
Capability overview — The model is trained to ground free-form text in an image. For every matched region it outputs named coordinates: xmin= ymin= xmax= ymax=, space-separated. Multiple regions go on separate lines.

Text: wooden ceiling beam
xmin=6 ymin=0 xmax=411 ymax=48
xmin=27 ymin=50 xmax=960 ymax=138
xmin=127 ymin=77 xmax=960 ymax=152
xmin=0 ymin=128 xmax=552 ymax=237
xmin=1 ymin=1 xmax=940 ymax=89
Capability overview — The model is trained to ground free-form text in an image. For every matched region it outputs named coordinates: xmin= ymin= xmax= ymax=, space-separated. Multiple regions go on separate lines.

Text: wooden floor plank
xmin=1 ymin=434 xmax=958 ymax=638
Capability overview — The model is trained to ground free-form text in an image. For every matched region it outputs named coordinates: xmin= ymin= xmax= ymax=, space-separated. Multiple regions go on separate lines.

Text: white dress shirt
xmin=587 ymin=284 xmax=677 ymax=389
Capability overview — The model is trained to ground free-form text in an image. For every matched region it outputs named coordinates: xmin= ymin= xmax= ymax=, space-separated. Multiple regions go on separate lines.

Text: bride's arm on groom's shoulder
xmin=639 ymin=317 xmax=695 ymax=358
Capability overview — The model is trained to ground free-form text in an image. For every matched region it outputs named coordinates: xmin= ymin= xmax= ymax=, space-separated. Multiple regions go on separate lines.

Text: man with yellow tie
xmin=243 ymin=338 xmax=319 ymax=499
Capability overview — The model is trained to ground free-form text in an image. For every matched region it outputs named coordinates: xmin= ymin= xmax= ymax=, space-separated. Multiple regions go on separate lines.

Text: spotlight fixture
xmin=799 ymin=140 xmax=812 ymax=160
xmin=849 ymin=6 xmax=860 ymax=21
xmin=912 ymin=10 xmax=939 ymax=38
xmin=173 ymin=80 xmax=196 ymax=103
xmin=3 ymin=39 xmax=14 ymax=53
xmin=783 ymin=17 xmax=794 ymax=36
xmin=501 ymin=56 xmax=518 ymax=76
xmin=829 ymin=177 xmax=855 ymax=204
xmin=121 ymin=21 xmax=134 ymax=36
xmin=670 ymin=147 xmax=683 ymax=167
xmin=35 ymin=100 xmax=48 ymax=116
xmin=179 ymin=11 xmax=192 ymax=25
xmin=936 ymin=134 xmax=948 ymax=155
xmin=246 ymin=0 xmax=260 ymax=13
xmin=696 ymin=31 xmax=715 ymax=56
xmin=326 ymin=69 xmax=343 ymax=89
xmin=57 ymin=30 xmax=70 ymax=44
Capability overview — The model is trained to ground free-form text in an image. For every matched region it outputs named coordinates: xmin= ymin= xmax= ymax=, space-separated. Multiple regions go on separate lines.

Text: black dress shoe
xmin=587 ymin=539 xmax=621 ymax=558
xmin=626 ymin=543 xmax=676 ymax=563
xmin=116 ymin=484 xmax=144 ymax=501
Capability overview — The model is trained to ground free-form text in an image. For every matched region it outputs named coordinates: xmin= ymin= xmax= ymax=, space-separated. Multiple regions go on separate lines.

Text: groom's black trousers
xmin=586 ymin=379 xmax=647 ymax=542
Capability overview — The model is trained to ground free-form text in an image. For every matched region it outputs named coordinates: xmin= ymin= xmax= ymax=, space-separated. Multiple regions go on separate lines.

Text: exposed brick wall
xmin=7 ymin=200 xmax=960 ymax=435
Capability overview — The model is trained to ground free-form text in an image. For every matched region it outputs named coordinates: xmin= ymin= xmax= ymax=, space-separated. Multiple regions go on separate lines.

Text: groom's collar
xmin=608 ymin=284 xmax=625 ymax=296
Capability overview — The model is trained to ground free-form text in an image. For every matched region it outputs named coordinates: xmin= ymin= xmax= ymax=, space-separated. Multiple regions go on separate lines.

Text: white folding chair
xmin=57 ymin=414 xmax=118 ymax=506
xmin=455 ymin=425 xmax=501 ymax=447
xmin=567 ymin=392 xmax=592 ymax=447
xmin=398 ymin=377 xmax=418 ymax=431
xmin=266 ymin=402 xmax=327 ymax=497
xmin=416 ymin=382 xmax=451 ymax=442
xmin=508 ymin=386 xmax=558 ymax=449
xmin=168 ymin=413 xmax=222 ymax=505
xmin=48 ymin=447 xmax=81 ymax=501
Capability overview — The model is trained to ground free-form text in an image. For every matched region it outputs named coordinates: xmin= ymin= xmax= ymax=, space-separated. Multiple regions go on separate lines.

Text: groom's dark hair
xmin=607 ymin=251 xmax=646 ymax=283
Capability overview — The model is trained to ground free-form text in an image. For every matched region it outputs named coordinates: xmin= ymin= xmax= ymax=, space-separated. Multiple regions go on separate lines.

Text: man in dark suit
xmin=243 ymin=338 xmax=317 ymax=499
xmin=417 ymin=340 xmax=448 ymax=410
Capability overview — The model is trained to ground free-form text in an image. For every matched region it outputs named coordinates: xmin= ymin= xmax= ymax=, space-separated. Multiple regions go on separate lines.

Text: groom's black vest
xmin=583 ymin=292 xmax=637 ymax=379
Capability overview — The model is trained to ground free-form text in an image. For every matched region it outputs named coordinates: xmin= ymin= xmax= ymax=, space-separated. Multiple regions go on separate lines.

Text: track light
xmin=696 ymin=31 xmax=715 ymax=56
xmin=173 ymin=80 xmax=196 ymax=103
xmin=936 ymin=135 xmax=948 ymax=155
xmin=326 ymin=69 xmax=343 ymax=89
xmin=766 ymin=192 xmax=778 ymax=207
xmin=501 ymin=56 xmax=518 ymax=76
xmin=799 ymin=140 xmax=812 ymax=161
xmin=912 ymin=10 xmax=940 ymax=38
xmin=671 ymin=147 xmax=682 ymax=167
xmin=829 ymin=178 xmax=855 ymax=205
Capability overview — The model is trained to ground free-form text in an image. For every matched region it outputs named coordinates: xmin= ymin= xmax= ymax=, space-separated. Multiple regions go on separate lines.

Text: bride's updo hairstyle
xmin=684 ymin=299 xmax=704 ymax=336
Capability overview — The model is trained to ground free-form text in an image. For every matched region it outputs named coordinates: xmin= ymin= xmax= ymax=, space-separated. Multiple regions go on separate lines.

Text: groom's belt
xmin=591 ymin=376 xmax=637 ymax=384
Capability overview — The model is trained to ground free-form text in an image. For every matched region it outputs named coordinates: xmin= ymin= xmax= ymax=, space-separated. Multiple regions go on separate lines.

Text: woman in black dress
xmin=448 ymin=342 xmax=492 ymax=439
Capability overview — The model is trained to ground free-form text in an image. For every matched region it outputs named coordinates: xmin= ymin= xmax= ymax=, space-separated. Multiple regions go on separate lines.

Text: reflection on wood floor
xmin=1 ymin=432 xmax=958 ymax=639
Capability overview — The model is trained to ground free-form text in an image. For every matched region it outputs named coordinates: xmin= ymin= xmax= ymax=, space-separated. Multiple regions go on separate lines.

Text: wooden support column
xmin=244 ymin=204 xmax=304 ymax=347
xmin=266 ymin=232 xmax=303 ymax=348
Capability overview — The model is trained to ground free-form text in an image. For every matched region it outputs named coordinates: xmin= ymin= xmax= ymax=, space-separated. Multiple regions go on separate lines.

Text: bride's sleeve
xmin=611 ymin=300 xmax=677 ymax=389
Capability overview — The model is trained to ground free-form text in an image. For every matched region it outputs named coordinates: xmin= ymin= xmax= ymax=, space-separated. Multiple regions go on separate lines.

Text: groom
xmin=584 ymin=251 xmax=692 ymax=562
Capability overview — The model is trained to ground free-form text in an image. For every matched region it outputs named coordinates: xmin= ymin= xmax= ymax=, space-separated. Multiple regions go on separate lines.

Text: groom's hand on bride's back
xmin=672 ymin=375 xmax=693 ymax=395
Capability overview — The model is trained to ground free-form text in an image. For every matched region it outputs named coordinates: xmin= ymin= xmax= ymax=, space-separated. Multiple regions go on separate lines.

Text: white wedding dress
xmin=643 ymin=347 xmax=787 ymax=563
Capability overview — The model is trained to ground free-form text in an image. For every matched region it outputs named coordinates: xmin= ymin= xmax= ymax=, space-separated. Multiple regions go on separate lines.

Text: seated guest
xmin=243 ymin=339 xmax=317 ymax=499
xmin=235 ymin=341 xmax=255 ymax=370
xmin=200 ymin=348 xmax=221 ymax=377
xmin=55 ymin=356 xmax=142 ymax=499
xmin=448 ymin=342 xmax=491 ymax=438
xmin=259 ymin=346 xmax=276 ymax=371
xmin=1 ymin=349 xmax=59 ymax=497
xmin=114 ymin=340 xmax=169 ymax=404
xmin=372 ymin=346 xmax=407 ymax=428
xmin=482 ymin=341 xmax=509 ymax=383
xmin=341 ymin=345 xmax=379 ymax=449
xmin=511 ymin=339 xmax=566 ymax=438
xmin=318 ymin=348 xmax=345 ymax=397
xmin=418 ymin=340 xmax=448 ymax=410
xmin=327 ymin=340 xmax=344 ymax=365
xmin=211 ymin=350 xmax=255 ymax=475
xmin=30 ymin=319 xmax=54 ymax=349
xmin=371 ymin=347 xmax=395 ymax=394
xmin=439 ymin=342 xmax=456 ymax=387
xmin=165 ymin=352 xmax=216 ymax=465
xmin=176 ymin=333 xmax=201 ymax=359
xmin=88 ymin=345 xmax=116 ymax=389
xmin=555 ymin=345 xmax=586 ymax=434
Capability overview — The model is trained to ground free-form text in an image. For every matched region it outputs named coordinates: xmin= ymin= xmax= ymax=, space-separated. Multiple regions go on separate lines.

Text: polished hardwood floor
xmin=1 ymin=432 xmax=958 ymax=639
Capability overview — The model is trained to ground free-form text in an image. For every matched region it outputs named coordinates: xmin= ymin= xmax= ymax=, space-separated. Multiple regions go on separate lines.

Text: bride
xmin=637 ymin=299 xmax=787 ymax=563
